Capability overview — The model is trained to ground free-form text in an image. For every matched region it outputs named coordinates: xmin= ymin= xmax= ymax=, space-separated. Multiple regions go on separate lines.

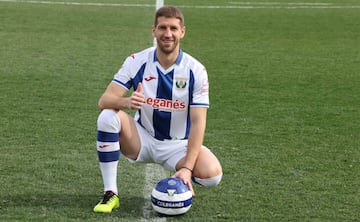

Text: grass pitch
xmin=0 ymin=0 xmax=359 ymax=221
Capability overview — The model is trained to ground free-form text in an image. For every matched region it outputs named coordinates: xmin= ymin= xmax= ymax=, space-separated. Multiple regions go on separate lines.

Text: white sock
xmin=193 ymin=173 xmax=223 ymax=187
xmin=96 ymin=109 xmax=121 ymax=195
xmin=99 ymin=161 xmax=119 ymax=194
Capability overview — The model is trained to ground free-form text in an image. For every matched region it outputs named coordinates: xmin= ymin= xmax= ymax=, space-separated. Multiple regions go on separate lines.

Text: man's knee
xmin=97 ymin=109 xmax=121 ymax=133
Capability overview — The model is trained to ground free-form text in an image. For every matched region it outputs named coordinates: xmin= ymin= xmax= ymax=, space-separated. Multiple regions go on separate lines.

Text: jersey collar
xmin=153 ymin=49 xmax=183 ymax=65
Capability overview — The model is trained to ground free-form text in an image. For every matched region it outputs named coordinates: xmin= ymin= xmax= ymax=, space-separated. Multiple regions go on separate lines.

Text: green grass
xmin=1 ymin=0 xmax=360 ymax=221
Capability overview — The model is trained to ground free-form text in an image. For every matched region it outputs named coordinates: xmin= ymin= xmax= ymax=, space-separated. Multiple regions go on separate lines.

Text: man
xmin=94 ymin=6 xmax=223 ymax=213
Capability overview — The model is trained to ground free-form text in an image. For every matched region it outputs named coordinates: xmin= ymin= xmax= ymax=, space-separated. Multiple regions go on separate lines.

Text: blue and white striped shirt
xmin=113 ymin=47 xmax=209 ymax=140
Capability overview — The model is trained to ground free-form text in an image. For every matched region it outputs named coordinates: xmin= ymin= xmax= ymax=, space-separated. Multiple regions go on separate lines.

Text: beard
xmin=156 ymin=38 xmax=179 ymax=55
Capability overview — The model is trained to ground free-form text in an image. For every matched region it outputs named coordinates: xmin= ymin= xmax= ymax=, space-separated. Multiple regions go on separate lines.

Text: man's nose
xmin=164 ymin=28 xmax=172 ymax=36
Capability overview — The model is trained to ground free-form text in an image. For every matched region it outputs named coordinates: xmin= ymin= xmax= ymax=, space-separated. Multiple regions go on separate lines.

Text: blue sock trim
xmin=98 ymin=150 xmax=120 ymax=162
xmin=97 ymin=131 xmax=119 ymax=142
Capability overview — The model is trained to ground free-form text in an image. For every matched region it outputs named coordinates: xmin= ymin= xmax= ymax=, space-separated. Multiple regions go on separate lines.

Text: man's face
xmin=152 ymin=16 xmax=185 ymax=54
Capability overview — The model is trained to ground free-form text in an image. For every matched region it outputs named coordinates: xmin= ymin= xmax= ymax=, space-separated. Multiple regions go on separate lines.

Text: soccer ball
xmin=151 ymin=177 xmax=192 ymax=215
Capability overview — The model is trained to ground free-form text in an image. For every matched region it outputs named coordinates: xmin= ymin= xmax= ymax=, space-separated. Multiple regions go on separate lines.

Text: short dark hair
xmin=154 ymin=6 xmax=184 ymax=27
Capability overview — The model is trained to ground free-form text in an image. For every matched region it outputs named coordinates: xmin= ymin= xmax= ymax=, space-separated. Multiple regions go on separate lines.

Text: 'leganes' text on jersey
xmin=113 ymin=47 xmax=209 ymax=140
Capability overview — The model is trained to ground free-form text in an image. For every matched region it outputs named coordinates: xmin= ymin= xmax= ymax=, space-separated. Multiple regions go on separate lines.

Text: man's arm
xmin=98 ymin=82 xmax=144 ymax=110
xmin=174 ymin=106 xmax=207 ymax=195
xmin=183 ymin=106 xmax=207 ymax=171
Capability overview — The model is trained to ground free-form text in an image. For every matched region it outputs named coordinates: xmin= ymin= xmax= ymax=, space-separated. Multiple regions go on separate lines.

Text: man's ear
xmin=180 ymin=26 xmax=186 ymax=39
xmin=152 ymin=25 xmax=156 ymax=38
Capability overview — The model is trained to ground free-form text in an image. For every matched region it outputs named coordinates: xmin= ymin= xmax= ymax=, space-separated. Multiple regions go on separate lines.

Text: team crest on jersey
xmin=175 ymin=78 xmax=188 ymax=90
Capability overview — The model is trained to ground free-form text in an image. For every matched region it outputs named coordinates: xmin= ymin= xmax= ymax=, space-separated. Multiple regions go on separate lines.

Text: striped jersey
xmin=113 ymin=47 xmax=209 ymax=140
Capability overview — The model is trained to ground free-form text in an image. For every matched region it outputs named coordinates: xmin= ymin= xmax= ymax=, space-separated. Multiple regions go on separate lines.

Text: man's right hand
xmin=129 ymin=83 xmax=145 ymax=110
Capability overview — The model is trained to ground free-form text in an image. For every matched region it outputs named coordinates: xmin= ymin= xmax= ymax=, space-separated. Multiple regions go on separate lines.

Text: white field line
xmin=228 ymin=1 xmax=333 ymax=5
xmin=1 ymin=0 xmax=360 ymax=9
xmin=141 ymin=0 xmax=165 ymax=221
xmin=0 ymin=0 xmax=155 ymax=7
xmin=181 ymin=5 xmax=360 ymax=9
xmin=141 ymin=164 xmax=166 ymax=222
xmin=155 ymin=0 xmax=163 ymax=10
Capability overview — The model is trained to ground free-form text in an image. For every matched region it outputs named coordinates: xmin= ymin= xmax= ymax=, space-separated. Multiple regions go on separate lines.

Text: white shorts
xmin=126 ymin=122 xmax=189 ymax=172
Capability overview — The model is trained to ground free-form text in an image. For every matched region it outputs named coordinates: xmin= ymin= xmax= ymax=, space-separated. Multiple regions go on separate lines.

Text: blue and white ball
xmin=151 ymin=177 xmax=192 ymax=215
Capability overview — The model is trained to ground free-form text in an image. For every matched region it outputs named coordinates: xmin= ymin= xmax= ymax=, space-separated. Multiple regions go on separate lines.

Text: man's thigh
xmin=117 ymin=111 xmax=141 ymax=160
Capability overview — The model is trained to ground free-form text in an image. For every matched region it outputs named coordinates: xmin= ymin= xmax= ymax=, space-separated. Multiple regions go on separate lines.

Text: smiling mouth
xmin=163 ymin=40 xmax=172 ymax=44
xmin=161 ymin=38 xmax=173 ymax=44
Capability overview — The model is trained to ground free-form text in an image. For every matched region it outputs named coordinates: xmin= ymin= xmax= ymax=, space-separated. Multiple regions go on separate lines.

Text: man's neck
xmin=156 ymin=48 xmax=179 ymax=70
